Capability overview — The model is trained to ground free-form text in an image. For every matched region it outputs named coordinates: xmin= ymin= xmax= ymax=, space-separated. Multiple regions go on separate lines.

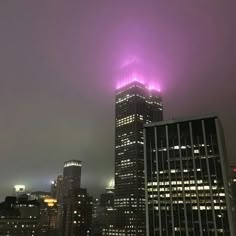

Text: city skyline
xmin=0 ymin=1 xmax=236 ymax=200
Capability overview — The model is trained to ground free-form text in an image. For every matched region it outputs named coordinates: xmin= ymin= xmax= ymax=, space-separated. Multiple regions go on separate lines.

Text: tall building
xmin=114 ymin=69 xmax=163 ymax=235
xmin=63 ymin=160 xmax=82 ymax=198
xmin=144 ymin=115 xmax=235 ymax=235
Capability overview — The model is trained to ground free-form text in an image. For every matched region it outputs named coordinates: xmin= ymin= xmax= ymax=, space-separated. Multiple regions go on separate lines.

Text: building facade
xmin=0 ymin=196 xmax=40 ymax=235
xmin=144 ymin=116 xmax=235 ymax=235
xmin=114 ymin=72 xmax=163 ymax=235
xmin=63 ymin=160 xmax=82 ymax=198
xmin=38 ymin=198 xmax=60 ymax=235
xmin=63 ymin=188 xmax=93 ymax=236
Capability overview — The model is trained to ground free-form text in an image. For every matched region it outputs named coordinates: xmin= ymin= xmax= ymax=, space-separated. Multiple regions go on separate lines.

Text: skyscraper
xmin=63 ymin=160 xmax=82 ymax=198
xmin=114 ymin=67 xmax=163 ymax=235
xmin=144 ymin=115 xmax=235 ymax=235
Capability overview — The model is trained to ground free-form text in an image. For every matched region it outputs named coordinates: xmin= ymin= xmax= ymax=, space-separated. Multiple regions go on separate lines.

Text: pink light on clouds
xmin=116 ymin=73 xmax=161 ymax=92
xmin=147 ymin=83 xmax=161 ymax=92
xmin=116 ymin=73 xmax=144 ymax=89
xmin=121 ymin=56 xmax=140 ymax=68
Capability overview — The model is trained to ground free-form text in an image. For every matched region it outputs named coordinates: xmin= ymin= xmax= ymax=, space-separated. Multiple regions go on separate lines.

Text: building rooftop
xmin=144 ymin=114 xmax=218 ymax=128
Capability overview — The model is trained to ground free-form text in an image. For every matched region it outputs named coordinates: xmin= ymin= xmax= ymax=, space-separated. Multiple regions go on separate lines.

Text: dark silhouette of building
xmin=144 ymin=115 xmax=235 ymax=235
xmin=114 ymin=67 xmax=163 ymax=235
xmin=51 ymin=175 xmax=63 ymax=202
xmin=63 ymin=188 xmax=92 ymax=236
xmin=100 ymin=186 xmax=114 ymax=208
xmin=91 ymin=183 xmax=115 ymax=236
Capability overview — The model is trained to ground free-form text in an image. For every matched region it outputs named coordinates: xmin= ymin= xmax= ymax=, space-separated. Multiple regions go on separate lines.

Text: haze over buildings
xmin=0 ymin=1 xmax=236 ymax=200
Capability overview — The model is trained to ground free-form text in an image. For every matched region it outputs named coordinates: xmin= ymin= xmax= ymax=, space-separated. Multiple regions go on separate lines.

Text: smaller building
xmin=0 ymin=196 xmax=40 ymax=235
xmin=51 ymin=175 xmax=63 ymax=202
xmin=63 ymin=188 xmax=93 ymax=236
xmin=91 ymin=180 xmax=115 ymax=236
xmin=0 ymin=218 xmax=38 ymax=236
xmin=29 ymin=191 xmax=51 ymax=201
xmin=100 ymin=192 xmax=114 ymax=209
xmin=38 ymin=198 xmax=60 ymax=236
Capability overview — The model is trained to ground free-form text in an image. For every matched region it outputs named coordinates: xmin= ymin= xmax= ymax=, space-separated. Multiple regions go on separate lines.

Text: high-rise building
xmin=63 ymin=160 xmax=82 ymax=198
xmin=114 ymin=68 xmax=163 ymax=235
xmin=144 ymin=115 xmax=235 ymax=235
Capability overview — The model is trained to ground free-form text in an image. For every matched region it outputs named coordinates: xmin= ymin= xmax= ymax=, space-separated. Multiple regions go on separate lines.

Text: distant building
xmin=92 ymin=182 xmax=115 ymax=236
xmin=50 ymin=175 xmax=64 ymax=234
xmin=29 ymin=191 xmax=51 ymax=201
xmin=100 ymin=186 xmax=114 ymax=208
xmin=63 ymin=160 xmax=82 ymax=198
xmin=14 ymin=185 xmax=25 ymax=197
xmin=63 ymin=188 xmax=93 ymax=236
xmin=51 ymin=175 xmax=63 ymax=203
xmin=0 ymin=196 xmax=40 ymax=235
xmin=144 ymin=115 xmax=235 ymax=235
xmin=51 ymin=181 xmax=57 ymax=198
xmin=114 ymin=66 xmax=163 ymax=235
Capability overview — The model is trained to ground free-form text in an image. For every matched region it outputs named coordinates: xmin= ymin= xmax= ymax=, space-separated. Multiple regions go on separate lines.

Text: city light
xmin=44 ymin=198 xmax=57 ymax=207
xmin=14 ymin=185 xmax=25 ymax=192
xmin=64 ymin=160 xmax=82 ymax=167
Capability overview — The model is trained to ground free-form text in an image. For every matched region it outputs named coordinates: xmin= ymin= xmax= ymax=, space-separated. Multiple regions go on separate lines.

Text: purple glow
xmin=147 ymin=84 xmax=161 ymax=92
xmin=121 ymin=56 xmax=140 ymax=68
xmin=116 ymin=73 xmax=161 ymax=92
xmin=116 ymin=73 xmax=145 ymax=89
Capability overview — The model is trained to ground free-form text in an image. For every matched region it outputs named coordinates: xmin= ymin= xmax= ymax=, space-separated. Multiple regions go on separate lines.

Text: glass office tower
xmin=144 ymin=116 xmax=235 ymax=235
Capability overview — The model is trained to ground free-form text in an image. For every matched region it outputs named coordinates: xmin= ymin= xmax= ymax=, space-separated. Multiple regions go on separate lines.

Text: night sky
xmin=0 ymin=1 xmax=236 ymax=200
